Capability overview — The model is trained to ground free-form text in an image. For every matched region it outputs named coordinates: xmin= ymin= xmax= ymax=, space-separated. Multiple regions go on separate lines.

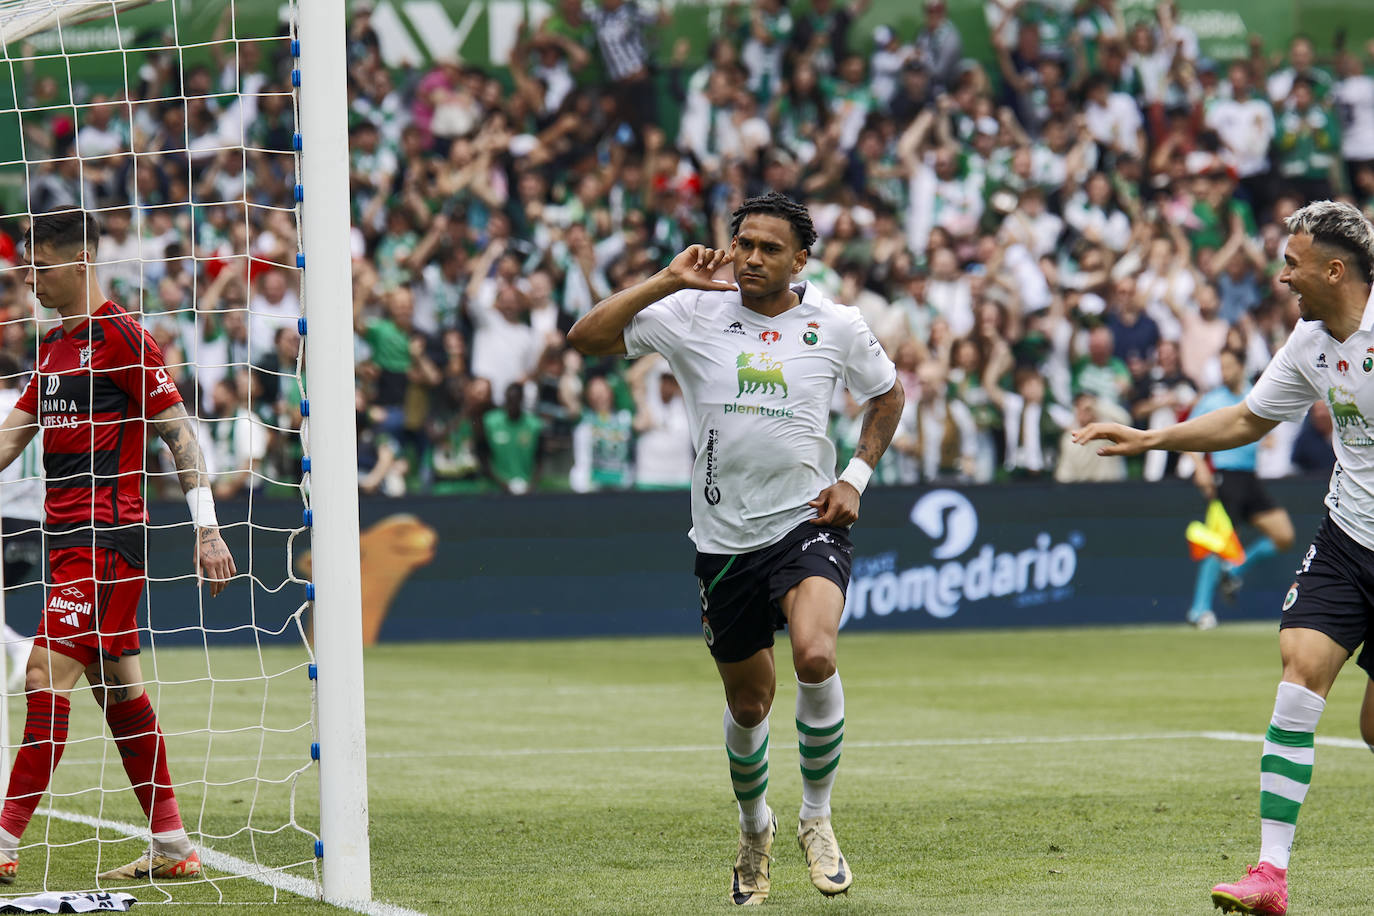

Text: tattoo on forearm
xmin=855 ymin=385 xmax=904 ymax=469
xmin=152 ymin=404 xmax=208 ymax=494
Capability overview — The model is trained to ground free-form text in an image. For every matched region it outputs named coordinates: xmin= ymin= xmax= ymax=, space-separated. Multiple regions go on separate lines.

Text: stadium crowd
xmin=0 ymin=0 xmax=1367 ymax=497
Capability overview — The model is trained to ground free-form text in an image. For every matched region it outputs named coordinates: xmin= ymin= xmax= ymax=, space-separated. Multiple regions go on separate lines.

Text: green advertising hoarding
xmin=5 ymin=0 xmax=1371 ymax=95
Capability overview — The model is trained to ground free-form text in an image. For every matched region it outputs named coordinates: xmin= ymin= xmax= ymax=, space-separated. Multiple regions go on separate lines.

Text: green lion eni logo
xmin=736 ymin=353 xmax=788 ymax=398
xmin=1328 ymin=385 xmax=1374 ymax=446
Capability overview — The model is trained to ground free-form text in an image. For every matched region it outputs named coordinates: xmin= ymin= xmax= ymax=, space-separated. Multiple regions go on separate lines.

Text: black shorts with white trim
xmin=694 ymin=521 xmax=853 ymax=664
xmin=1281 ymin=514 xmax=1374 ymax=677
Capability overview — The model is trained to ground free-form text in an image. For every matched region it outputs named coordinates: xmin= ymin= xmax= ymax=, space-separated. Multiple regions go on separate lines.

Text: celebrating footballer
xmin=1075 ymin=200 xmax=1374 ymax=915
xmin=569 ymin=191 xmax=904 ymax=905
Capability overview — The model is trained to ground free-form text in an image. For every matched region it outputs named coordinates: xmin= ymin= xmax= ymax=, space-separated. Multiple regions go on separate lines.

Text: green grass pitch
xmin=4 ymin=622 xmax=1374 ymax=914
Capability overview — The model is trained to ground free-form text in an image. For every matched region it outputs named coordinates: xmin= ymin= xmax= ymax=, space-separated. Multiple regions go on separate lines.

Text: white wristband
xmin=837 ymin=457 xmax=873 ymax=495
xmin=186 ymin=486 xmax=218 ymax=528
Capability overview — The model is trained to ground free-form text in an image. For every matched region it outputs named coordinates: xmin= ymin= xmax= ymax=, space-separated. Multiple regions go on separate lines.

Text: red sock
xmin=1 ymin=691 xmax=70 ymax=838
xmin=105 ymin=694 xmax=183 ymax=834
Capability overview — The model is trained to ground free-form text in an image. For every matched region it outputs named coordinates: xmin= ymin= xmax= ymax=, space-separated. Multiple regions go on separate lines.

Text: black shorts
xmin=1281 ymin=514 xmax=1374 ymax=677
xmin=694 ymin=522 xmax=853 ymax=664
xmin=1215 ymin=469 xmax=1277 ymax=525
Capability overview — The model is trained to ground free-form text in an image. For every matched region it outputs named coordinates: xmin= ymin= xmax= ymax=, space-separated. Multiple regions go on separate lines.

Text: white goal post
xmin=0 ymin=0 xmax=370 ymax=905
xmin=297 ymin=0 xmax=371 ymax=904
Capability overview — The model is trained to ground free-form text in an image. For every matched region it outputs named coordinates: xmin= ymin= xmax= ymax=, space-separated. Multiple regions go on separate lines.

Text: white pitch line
xmin=345 ymin=731 xmax=1374 ymax=760
xmin=353 ymin=731 xmax=1228 ymax=758
xmin=1200 ymin=730 xmax=1374 ymax=751
xmin=46 ymin=809 xmax=427 ymax=916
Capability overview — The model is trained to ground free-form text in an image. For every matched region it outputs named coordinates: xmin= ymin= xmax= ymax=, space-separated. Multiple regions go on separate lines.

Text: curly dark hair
xmin=729 ymin=191 xmax=818 ymax=252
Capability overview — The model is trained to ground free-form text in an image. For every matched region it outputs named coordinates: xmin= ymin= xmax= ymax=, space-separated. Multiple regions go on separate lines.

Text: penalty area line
xmin=397 ymin=731 xmax=1374 ymax=759
xmin=48 ymin=809 xmax=427 ymax=916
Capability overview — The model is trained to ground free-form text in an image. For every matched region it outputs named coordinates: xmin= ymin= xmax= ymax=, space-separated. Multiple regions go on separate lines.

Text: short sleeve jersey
xmin=1247 ymin=288 xmax=1374 ymax=548
xmin=624 ymin=282 xmax=897 ymax=554
xmin=15 ymin=302 xmax=183 ymax=565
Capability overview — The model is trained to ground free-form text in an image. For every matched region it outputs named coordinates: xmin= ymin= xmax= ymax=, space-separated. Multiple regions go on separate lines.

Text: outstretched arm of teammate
xmin=0 ymin=408 xmax=37 ymax=473
xmin=1072 ymin=402 xmax=1278 ymax=457
xmin=567 ymin=244 xmax=738 ymax=356
xmin=810 ymin=379 xmax=905 ymax=526
xmin=150 ymin=403 xmax=238 ymax=597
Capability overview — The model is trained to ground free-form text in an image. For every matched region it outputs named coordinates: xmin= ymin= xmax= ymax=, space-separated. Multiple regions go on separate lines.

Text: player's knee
xmin=1273 ymin=532 xmax=1295 ymax=552
xmin=23 ymin=662 xmax=54 ymax=695
xmin=793 ymin=648 xmax=836 ymax=684
xmin=727 ymin=691 xmax=774 ymax=728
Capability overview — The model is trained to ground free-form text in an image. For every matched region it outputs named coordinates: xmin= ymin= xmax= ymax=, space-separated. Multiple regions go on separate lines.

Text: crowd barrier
xmin=15 ymin=477 xmax=1320 ymax=646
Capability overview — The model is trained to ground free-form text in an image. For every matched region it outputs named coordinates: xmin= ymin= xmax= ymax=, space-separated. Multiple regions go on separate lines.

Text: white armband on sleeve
xmin=837 ymin=457 xmax=874 ymax=495
xmin=186 ymin=486 xmax=219 ymax=528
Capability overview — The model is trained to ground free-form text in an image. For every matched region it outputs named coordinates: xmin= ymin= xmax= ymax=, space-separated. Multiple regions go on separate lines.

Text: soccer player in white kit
xmin=1074 ymin=200 xmax=1374 ymax=916
xmin=569 ymin=192 xmax=904 ymax=904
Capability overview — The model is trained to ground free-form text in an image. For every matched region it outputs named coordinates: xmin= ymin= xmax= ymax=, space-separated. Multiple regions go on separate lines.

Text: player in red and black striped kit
xmin=0 ymin=210 xmax=236 ymax=883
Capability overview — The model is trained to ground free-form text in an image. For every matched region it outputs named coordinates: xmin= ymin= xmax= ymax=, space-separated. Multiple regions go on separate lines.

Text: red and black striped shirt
xmin=15 ymin=301 xmax=183 ymax=565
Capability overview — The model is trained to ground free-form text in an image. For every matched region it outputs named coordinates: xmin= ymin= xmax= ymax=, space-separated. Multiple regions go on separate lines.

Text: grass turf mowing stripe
xmin=46 ymin=809 xmax=427 ymax=916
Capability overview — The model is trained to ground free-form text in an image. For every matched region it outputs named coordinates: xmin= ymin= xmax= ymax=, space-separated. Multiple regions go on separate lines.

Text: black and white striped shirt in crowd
xmin=588 ymin=1 xmax=655 ymax=81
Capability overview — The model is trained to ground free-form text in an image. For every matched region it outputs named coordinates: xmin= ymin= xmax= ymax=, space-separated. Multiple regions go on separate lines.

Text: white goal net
xmin=0 ymin=0 xmax=351 ymax=904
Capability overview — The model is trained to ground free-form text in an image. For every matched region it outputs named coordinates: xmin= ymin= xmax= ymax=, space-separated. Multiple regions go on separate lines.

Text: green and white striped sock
xmin=724 ymin=708 xmax=771 ymax=833
xmin=797 ymin=672 xmax=844 ymax=820
xmin=1259 ymin=681 xmax=1325 ymax=869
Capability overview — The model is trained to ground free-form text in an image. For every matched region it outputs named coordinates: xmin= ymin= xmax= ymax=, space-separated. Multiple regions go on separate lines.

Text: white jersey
xmin=624 ymin=282 xmax=897 ymax=554
xmin=1247 ymin=287 xmax=1374 ymax=549
xmin=0 ymin=388 xmax=43 ymax=522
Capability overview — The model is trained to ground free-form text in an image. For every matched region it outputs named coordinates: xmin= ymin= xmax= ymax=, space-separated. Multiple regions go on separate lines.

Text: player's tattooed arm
xmin=151 ymin=403 xmax=211 ymax=493
xmin=811 ymin=380 xmax=905 ymax=526
xmin=151 ymin=403 xmax=238 ymax=596
xmin=853 ymin=380 xmax=905 ymax=470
